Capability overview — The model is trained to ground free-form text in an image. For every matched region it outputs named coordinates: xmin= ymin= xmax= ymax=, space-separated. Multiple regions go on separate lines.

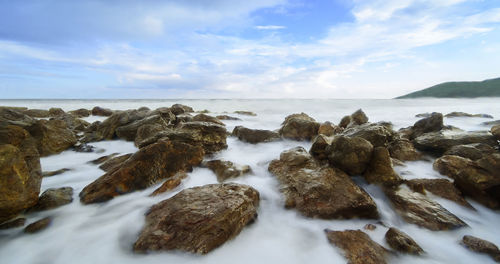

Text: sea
xmin=0 ymin=98 xmax=499 ymax=264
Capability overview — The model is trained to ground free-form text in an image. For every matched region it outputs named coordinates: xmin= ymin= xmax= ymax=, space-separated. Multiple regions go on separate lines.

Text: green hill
xmin=396 ymin=77 xmax=500 ymax=98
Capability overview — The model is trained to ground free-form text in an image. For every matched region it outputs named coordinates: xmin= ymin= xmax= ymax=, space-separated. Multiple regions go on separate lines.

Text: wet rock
xmin=48 ymin=107 xmax=65 ymax=117
xmin=309 ymin=134 xmax=334 ymax=160
xmin=405 ymin=178 xmax=473 ymax=209
xmin=192 ymin=113 xmax=225 ymax=126
xmin=42 ymin=168 xmax=71 ymax=177
xmin=115 ymin=114 xmax=173 ymax=141
xmin=385 ymin=227 xmax=424 ymax=255
xmin=444 ymin=143 xmax=495 ymax=160
xmin=384 ymin=186 xmax=467 ymax=231
xmin=134 ymin=183 xmax=259 ymax=254
xmin=232 ymin=126 xmax=280 ymax=144
xmin=483 ymin=120 xmax=500 ymax=126
xmin=27 ymin=119 xmax=77 ymax=156
xmin=80 ymin=140 xmax=204 ymax=204
xmin=170 ymin=104 xmax=194 ymax=115
xmin=203 ymin=160 xmax=251 ymax=182
xmin=342 ymin=122 xmax=397 ymax=148
xmin=23 ymin=109 xmax=50 ymax=118
xmin=177 ymin=122 xmax=227 ymax=154
xmin=73 ymin=143 xmax=94 ymax=153
xmin=89 ymin=153 xmax=119 ymax=165
xmin=279 ymin=113 xmax=320 ymax=141
xmin=98 ymin=153 xmax=132 ymax=172
xmin=0 ymin=108 xmax=36 ymax=128
xmin=410 ymin=112 xmax=443 ymax=139
xmin=0 ymin=218 xmax=26 ymax=230
xmin=53 ymin=113 xmax=91 ymax=132
xmin=364 ymin=224 xmax=377 ymax=231
xmin=69 ymin=108 xmax=91 ymax=118
xmin=415 ymin=113 xmax=432 ymax=118
xmin=363 ymin=147 xmax=402 ymax=186
xmin=150 ymin=172 xmax=188 ymax=196
xmin=339 ymin=109 xmax=369 ymax=128
xmin=325 ymin=229 xmax=388 ymax=264
xmin=318 ymin=121 xmax=342 ymax=136
xmin=216 ymin=115 xmax=241 ymax=121
xmin=24 ymin=217 xmax=52 ymax=234
xmin=269 ymin=147 xmax=379 ymax=219
xmin=413 ymin=131 xmax=497 ymax=155
xmin=91 ymin=106 xmax=113 ymax=116
xmin=134 ymin=124 xmax=165 ymax=147
xmin=197 ymin=109 xmax=210 ymax=114
xmin=174 ymin=113 xmax=193 ymax=124
xmin=90 ymin=109 xmax=149 ymax=141
xmin=492 ymin=125 xmax=500 ymax=140
xmin=234 ymin=111 xmax=256 ymax=116
xmin=388 ymin=138 xmax=422 ymax=161
xmin=462 ymin=235 xmax=500 ymax=262
xmin=28 ymin=187 xmax=73 ymax=212
xmin=445 ymin=112 xmax=493 ymax=118
xmin=326 ymin=135 xmax=374 ymax=176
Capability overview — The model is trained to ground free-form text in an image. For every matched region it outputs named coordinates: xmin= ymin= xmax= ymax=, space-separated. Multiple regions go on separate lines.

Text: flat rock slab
xmin=325 ymin=229 xmax=388 ymax=264
xmin=134 ymin=183 xmax=259 ymax=254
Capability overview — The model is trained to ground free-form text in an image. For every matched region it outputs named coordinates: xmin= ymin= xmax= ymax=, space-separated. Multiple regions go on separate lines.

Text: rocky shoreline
xmin=1 ymin=104 xmax=499 ymax=263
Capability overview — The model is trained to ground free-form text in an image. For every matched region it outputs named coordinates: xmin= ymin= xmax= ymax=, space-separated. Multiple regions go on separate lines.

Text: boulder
xmin=405 ymin=178 xmax=473 ymax=209
xmin=53 ymin=113 xmax=91 ymax=132
xmin=27 ymin=119 xmax=77 ymax=156
xmin=23 ymin=109 xmax=50 ymax=118
xmin=363 ymin=147 xmax=402 ymax=186
xmin=409 ymin=112 xmax=443 ymax=139
xmin=134 ymin=124 xmax=165 ymax=147
xmin=216 ymin=115 xmax=241 ymax=121
xmin=89 ymin=153 xmax=119 ymax=165
xmin=444 ymin=143 xmax=496 ymax=160
xmin=309 ymin=134 xmax=334 ymax=160
xmin=150 ymin=172 xmax=188 ymax=196
xmin=87 ymin=109 xmax=150 ymax=141
xmin=413 ymin=131 xmax=497 ymax=155
xmin=445 ymin=112 xmax=493 ymax=118
xmin=0 ymin=108 xmax=36 ymax=128
xmin=91 ymin=106 xmax=113 ymax=116
xmin=385 ymin=227 xmax=424 ymax=255
xmin=24 ymin=217 xmax=52 ymax=234
xmin=232 ymin=126 xmax=280 ymax=144
xmin=492 ymin=125 xmax=500 ymax=140
xmin=177 ymin=122 xmax=227 ymax=154
xmin=342 ymin=122 xmax=396 ymax=147
xmin=98 ymin=153 xmax=132 ymax=172
xmin=462 ymin=235 xmax=500 ymax=262
xmin=326 ymin=135 xmax=374 ymax=176
xmin=134 ymin=183 xmax=259 ymax=254
xmin=339 ymin=109 xmax=369 ymax=128
xmin=0 ymin=218 xmax=26 ymax=230
xmin=115 ymin=114 xmax=173 ymax=141
xmin=192 ymin=113 xmax=225 ymax=126
xmin=234 ymin=111 xmax=256 ymax=116
xmin=48 ymin=107 xmax=65 ymax=117
xmin=80 ymin=140 xmax=204 ymax=204
xmin=28 ymin=187 xmax=73 ymax=212
xmin=384 ymin=186 xmax=467 ymax=231
xmin=325 ymin=229 xmax=388 ymax=264
xmin=318 ymin=121 xmax=342 ymax=136
xmin=268 ymin=147 xmax=379 ymax=219
xmin=170 ymin=104 xmax=194 ymax=115
xmin=203 ymin=160 xmax=251 ymax=182
xmin=388 ymin=138 xmax=422 ymax=161
xmin=279 ymin=113 xmax=320 ymax=141
xmin=69 ymin=108 xmax=91 ymax=118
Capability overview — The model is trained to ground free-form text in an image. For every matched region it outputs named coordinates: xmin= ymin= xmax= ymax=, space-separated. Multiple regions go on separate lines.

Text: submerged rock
xmin=268 ymin=147 xmax=379 ymax=219
xmin=232 ymin=126 xmax=280 ymax=144
xmin=385 ymin=227 xmax=424 ymax=255
xmin=461 ymin=235 xmax=500 ymax=262
xmin=134 ymin=183 xmax=259 ymax=254
xmin=363 ymin=147 xmax=402 ymax=186
xmin=279 ymin=113 xmax=320 ymax=141
xmin=445 ymin=112 xmax=493 ymax=118
xmin=24 ymin=217 xmax=52 ymax=234
xmin=42 ymin=168 xmax=71 ymax=177
xmin=325 ymin=229 xmax=388 ymax=264
xmin=80 ymin=140 xmax=204 ymax=204
xmin=405 ymin=178 xmax=473 ymax=209
xmin=0 ymin=218 xmax=26 ymax=230
xmin=28 ymin=187 xmax=73 ymax=212
xmin=233 ymin=111 xmax=256 ymax=116
xmin=203 ymin=160 xmax=251 ymax=182
xmin=326 ymin=135 xmax=374 ymax=176
xmin=413 ymin=131 xmax=497 ymax=154
xmin=216 ymin=115 xmax=241 ymax=121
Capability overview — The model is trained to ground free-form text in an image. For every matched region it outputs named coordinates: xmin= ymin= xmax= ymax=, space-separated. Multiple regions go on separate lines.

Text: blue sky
xmin=1 ymin=0 xmax=499 ymax=99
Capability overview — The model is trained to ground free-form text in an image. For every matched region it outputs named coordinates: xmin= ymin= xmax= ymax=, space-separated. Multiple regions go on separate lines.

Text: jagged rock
xmin=98 ymin=153 xmax=132 ymax=172
xmin=53 ymin=113 xmax=91 ymax=132
xmin=388 ymin=138 xmax=422 ymax=161
xmin=28 ymin=187 xmax=73 ymax=212
xmin=318 ymin=121 xmax=342 ymax=136
xmin=73 ymin=143 xmax=94 ymax=153
xmin=0 ymin=218 xmax=26 ymax=230
xmin=339 ymin=109 xmax=369 ymax=128
xmin=23 ymin=109 xmax=50 ymax=118
xmin=134 ymin=124 xmax=165 ymax=147
xmin=27 ymin=119 xmax=77 ymax=156
xmin=42 ymin=168 xmax=71 ymax=177
xmin=69 ymin=108 xmax=90 ymax=118
xmin=0 ymin=108 xmax=36 ymax=128
xmin=384 ymin=186 xmax=467 ymax=231
xmin=326 ymin=135 xmax=374 ymax=176
xmin=48 ymin=107 xmax=65 ymax=116
xmin=385 ymin=227 xmax=424 ymax=255
xmin=91 ymin=106 xmax=113 ymax=116
xmin=445 ymin=112 xmax=493 ymax=118
xmin=405 ymin=178 xmax=473 ymax=209
xmin=24 ymin=217 xmax=52 ymax=234
xmin=232 ymin=126 xmax=280 ymax=144
xmin=413 ymin=131 xmax=497 ymax=154
xmin=268 ymin=147 xmax=379 ymax=219
xmin=363 ymin=147 xmax=402 ymax=186
xmin=309 ymin=134 xmax=334 ymax=160
xmin=444 ymin=143 xmax=496 ymax=160
xmin=462 ymin=235 xmax=500 ymax=262
xmin=409 ymin=112 xmax=443 ymax=139
xmin=216 ymin=115 xmax=241 ymax=121
xmin=80 ymin=140 xmax=204 ymax=204
xmin=342 ymin=122 xmax=397 ymax=148
xmin=203 ymin=160 xmax=251 ymax=182
xmin=86 ymin=109 xmax=150 ymax=141
xmin=174 ymin=113 xmax=193 ymax=124
xmin=134 ymin=183 xmax=259 ymax=254
xmin=192 ymin=113 xmax=225 ymax=126
xmin=150 ymin=172 xmax=188 ymax=196
xmin=170 ymin=104 xmax=194 ymax=115
xmin=115 ymin=114 xmax=173 ymax=141
xmin=279 ymin=113 xmax=320 ymax=141
xmin=234 ymin=111 xmax=256 ymax=116
xmin=325 ymin=229 xmax=388 ymax=264
xmin=492 ymin=125 xmax=500 ymax=140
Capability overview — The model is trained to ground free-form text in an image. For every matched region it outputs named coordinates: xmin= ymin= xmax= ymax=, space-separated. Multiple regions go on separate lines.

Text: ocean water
xmin=0 ymin=98 xmax=499 ymax=264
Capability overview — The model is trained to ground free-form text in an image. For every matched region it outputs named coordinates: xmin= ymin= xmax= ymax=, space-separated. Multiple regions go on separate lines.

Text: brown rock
xmin=232 ymin=126 xmax=280 ymax=144
xmin=115 ymin=113 xmax=174 ymax=141
xmin=363 ymin=147 xmax=402 ymax=186
xmin=364 ymin=224 xmax=377 ymax=231
xmin=0 ymin=218 xmax=26 ymax=230
xmin=178 ymin=122 xmax=227 ymax=153
xmin=88 ymin=109 xmax=150 ymax=141
xmin=234 ymin=111 xmax=256 ymax=116
xmin=388 ymin=138 xmax=422 ymax=161
xmin=91 ymin=106 xmax=113 ymax=116
xmin=268 ymin=147 xmax=379 ymax=219
xmin=325 ymin=229 xmax=388 ymax=264
xmin=445 ymin=112 xmax=493 ymax=118
xmin=48 ymin=107 xmax=65 ymax=117
xmin=309 ymin=134 xmax=334 ymax=160
xmin=24 ymin=217 xmax=52 ymax=234
xmin=342 ymin=122 xmax=396 ymax=147
xmin=339 ymin=109 xmax=369 ymax=128
xmin=192 ymin=113 xmax=225 ymax=126
xmin=170 ymin=104 xmax=194 ymax=115
xmin=27 ymin=119 xmax=77 ymax=156
xmin=80 ymin=140 xmax=204 ymax=204
xmin=444 ymin=143 xmax=495 ymax=160
xmin=69 ymin=108 xmax=91 ymax=118
xmin=134 ymin=183 xmax=259 ymax=254
xmin=216 ymin=115 xmax=241 ymax=121
xmin=23 ymin=109 xmax=50 ymax=118
xmin=405 ymin=178 xmax=473 ymax=209
xmin=410 ymin=112 xmax=443 ymax=139
xmin=318 ymin=121 xmax=342 ymax=136
xmin=385 ymin=227 xmax=424 ymax=255
xmin=492 ymin=125 xmax=500 ymax=140
xmin=42 ymin=168 xmax=71 ymax=177
xmin=279 ymin=113 xmax=320 ymax=141
xmin=413 ymin=131 xmax=497 ymax=154
xmin=462 ymin=235 xmax=500 ymax=262
xmin=89 ymin=153 xmax=119 ymax=165
xmin=134 ymin=124 xmax=165 ymax=147
xmin=0 ymin=108 xmax=36 ymax=128
xmin=203 ymin=160 xmax=251 ymax=182
xmin=28 ymin=187 xmax=73 ymax=212
xmin=150 ymin=172 xmax=188 ymax=196
xmin=326 ymin=135 xmax=374 ymax=176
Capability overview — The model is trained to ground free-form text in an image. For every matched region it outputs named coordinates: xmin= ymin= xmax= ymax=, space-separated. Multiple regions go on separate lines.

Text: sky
xmin=1 ymin=0 xmax=499 ymax=99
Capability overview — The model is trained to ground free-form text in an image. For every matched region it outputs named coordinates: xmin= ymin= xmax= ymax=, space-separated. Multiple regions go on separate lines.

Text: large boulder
xmin=385 ymin=227 xmax=424 ymax=255
xmin=23 ymin=109 xmax=50 ymax=118
xmin=342 ymin=122 xmax=397 ymax=147
xmin=405 ymin=178 xmax=473 ymax=209
xmin=28 ymin=187 xmax=73 ymax=212
xmin=409 ymin=112 xmax=443 ymax=139
xmin=363 ymin=147 xmax=402 ymax=186
xmin=98 ymin=153 xmax=132 ymax=172
xmin=326 ymin=135 xmax=374 ymax=176
xmin=79 ymin=140 xmax=204 ymax=204
xmin=115 ymin=113 xmax=174 ymax=141
xmin=413 ymin=131 xmax=497 ymax=155
xmin=318 ymin=121 xmax=342 ymax=136
xmin=279 ymin=113 xmax=320 ymax=141
xmin=192 ymin=113 xmax=225 ymax=126
xmin=232 ymin=126 xmax=280 ymax=144
xmin=69 ymin=108 xmax=90 ymax=118
xmin=384 ymin=186 xmax=467 ymax=231
xmin=339 ymin=109 xmax=369 ymax=128
xmin=388 ymin=138 xmax=422 ymax=161
xmin=325 ymin=229 xmax=388 ymax=264
xmin=52 ymin=113 xmax=91 ymax=132
xmin=309 ymin=134 xmax=334 ymax=160
xmin=91 ymin=106 xmax=113 ymax=116
xmin=26 ymin=119 xmax=77 ymax=156
xmin=134 ymin=183 xmax=259 ymax=254
xmin=462 ymin=235 xmax=500 ymax=262
xmin=203 ymin=160 xmax=251 ymax=182
xmin=170 ymin=104 xmax=194 ymax=115
xmin=134 ymin=124 xmax=165 ymax=147
xmin=84 ymin=109 xmax=150 ymax=142
xmin=444 ymin=143 xmax=496 ymax=160
xmin=48 ymin=107 xmax=65 ymax=117
xmin=0 ymin=108 xmax=36 ymax=128
xmin=268 ymin=147 xmax=379 ymax=219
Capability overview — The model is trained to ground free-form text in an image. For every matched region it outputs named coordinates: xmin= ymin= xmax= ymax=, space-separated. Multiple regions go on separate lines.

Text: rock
xmin=234 ymin=111 xmax=256 ymax=116
xmin=405 ymin=178 xmax=473 ymax=209
xmin=23 ymin=109 xmax=50 ymax=118
xmin=339 ymin=115 xmax=352 ymax=128
xmin=279 ymin=113 xmax=320 ymax=141
xmin=174 ymin=113 xmax=193 ymax=124
xmin=309 ymin=134 xmax=334 ymax=160
xmin=98 ymin=153 xmax=132 ymax=172
xmin=342 ymin=122 xmax=397 ymax=147
xmin=216 ymin=115 xmax=241 ymax=121
xmin=177 ymin=122 xmax=227 ymax=154
xmin=115 ymin=114 xmax=173 ymax=141
xmin=384 ymin=186 xmax=467 ymax=231
xmin=415 ymin=113 xmax=432 ymax=118
xmin=134 ymin=183 xmax=259 ymax=254
xmin=462 ymin=235 xmax=500 ymax=262
xmin=48 ymin=107 xmax=65 ymax=116
xmin=192 ymin=113 xmax=225 ymax=126
xmin=53 ymin=113 xmax=90 ymax=132
xmin=445 ymin=112 xmax=493 ymax=118
xmin=0 ymin=108 xmax=36 ymax=128
xmin=27 ymin=119 xmax=77 ymax=156
xmin=24 ymin=217 xmax=52 ymax=234
xmin=326 ymin=135 xmax=374 ymax=176
xmin=197 ymin=109 xmax=210 ymax=114
xmin=268 ymin=147 xmax=379 ymax=219
xmin=134 ymin=124 xmax=165 ymax=147
xmin=325 ymin=229 xmax=388 ymax=264
xmin=73 ymin=143 xmax=94 ymax=153
xmin=492 ymin=125 xmax=500 ymax=140
xmin=0 ymin=218 xmax=26 ymax=230
xmin=91 ymin=106 xmax=113 ymax=116
xmin=444 ymin=143 xmax=495 ymax=160
xmin=150 ymin=172 xmax=188 ymax=196
xmin=388 ymin=138 xmax=422 ymax=161
xmin=363 ymin=147 xmax=402 ymax=186
xmin=69 ymin=108 xmax=91 ymax=118
xmin=410 ymin=112 xmax=443 ymax=139
xmin=413 ymin=131 xmax=497 ymax=155
xmin=170 ymin=104 xmax=194 ymax=115
xmin=28 ymin=187 xmax=73 ymax=212
xmin=385 ymin=227 xmax=424 ymax=255
xmin=339 ymin=109 xmax=369 ymax=128
xmin=203 ymin=160 xmax=251 ymax=182
xmin=483 ymin=120 xmax=500 ymax=126
xmin=318 ymin=121 xmax=342 ymax=136
xmin=89 ymin=153 xmax=119 ymax=165
xmin=232 ymin=126 xmax=280 ymax=144
xmin=42 ymin=168 xmax=71 ymax=177
xmin=80 ymin=140 xmax=204 ymax=204
xmin=364 ymin=224 xmax=377 ymax=231
xmin=88 ymin=109 xmax=150 ymax=141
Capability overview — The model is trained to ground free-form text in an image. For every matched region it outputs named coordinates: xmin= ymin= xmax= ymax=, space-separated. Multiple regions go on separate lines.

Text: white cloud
xmin=254 ymin=25 xmax=286 ymax=30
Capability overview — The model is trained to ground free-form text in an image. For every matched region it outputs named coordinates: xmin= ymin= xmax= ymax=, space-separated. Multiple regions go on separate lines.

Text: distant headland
xmin=396 ymin=77 xmax=500 ymax=98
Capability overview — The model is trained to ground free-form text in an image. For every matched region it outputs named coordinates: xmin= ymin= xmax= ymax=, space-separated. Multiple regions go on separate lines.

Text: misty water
xmin=0 ymin=98 xmax=499 ymax=264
